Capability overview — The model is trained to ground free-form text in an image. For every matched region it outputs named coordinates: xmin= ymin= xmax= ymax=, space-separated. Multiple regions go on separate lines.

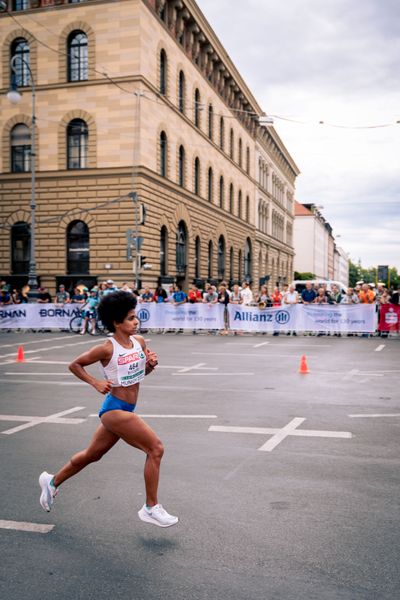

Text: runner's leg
xmin=101 ymin=411 xmax=163 ymax=506
xmin=53 ymin=423 xmax=119 ymax=486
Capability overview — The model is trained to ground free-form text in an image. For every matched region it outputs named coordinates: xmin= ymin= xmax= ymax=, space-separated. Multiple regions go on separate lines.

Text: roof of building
xmin=294 ymin=201 xmax=313 ymax=216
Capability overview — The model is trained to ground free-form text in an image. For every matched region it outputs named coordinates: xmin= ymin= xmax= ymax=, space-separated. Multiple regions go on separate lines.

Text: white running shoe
xmin=138 ymin=504 xmax=178 ymax=528
xmin=39 ymin=471 xmax=58 ymax=512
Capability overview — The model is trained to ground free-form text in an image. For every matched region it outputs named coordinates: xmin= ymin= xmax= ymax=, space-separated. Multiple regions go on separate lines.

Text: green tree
xmin=294 ymin=271 xmax=315 ymax=280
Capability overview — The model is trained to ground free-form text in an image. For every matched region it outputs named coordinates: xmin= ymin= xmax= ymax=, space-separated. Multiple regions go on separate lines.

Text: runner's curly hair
xmin=97 ymin=291 xmax=137 ymax=332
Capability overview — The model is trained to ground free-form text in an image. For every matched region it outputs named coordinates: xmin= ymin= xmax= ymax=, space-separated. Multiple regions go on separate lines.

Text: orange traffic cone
xmin=16 ymin=345 xmax=25 ymax=363
xmin=298 ymin=354 xmax=309 ymax=374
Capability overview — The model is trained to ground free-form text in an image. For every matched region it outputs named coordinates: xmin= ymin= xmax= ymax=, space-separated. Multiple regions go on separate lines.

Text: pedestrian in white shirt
xmin=283 ymin=284 xmax=299 ymax=336
xmin=240 ymin=281 xmax=253 ymax=306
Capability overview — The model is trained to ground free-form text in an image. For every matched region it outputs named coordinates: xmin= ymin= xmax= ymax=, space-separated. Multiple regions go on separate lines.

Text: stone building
xmin=0 ymin=0 xmax=299 ymax=294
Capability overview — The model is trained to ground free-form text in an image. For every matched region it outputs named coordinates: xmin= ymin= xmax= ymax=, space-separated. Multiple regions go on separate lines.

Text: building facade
xmin=0 ymin=0 xmax=299 ymax=294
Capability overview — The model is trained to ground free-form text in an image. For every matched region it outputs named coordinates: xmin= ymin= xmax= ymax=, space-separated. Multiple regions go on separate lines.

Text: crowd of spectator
xmin=1 ymin=278 xmax=399 ymax=336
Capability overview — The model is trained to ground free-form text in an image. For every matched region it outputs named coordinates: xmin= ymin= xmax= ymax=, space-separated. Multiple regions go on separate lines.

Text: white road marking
xmin=0 ymin=379 xmax=86 ymax=386
xmin=0 ymin=520 xmax=54 ymax=534
xmin=177 ymin=362 xmax=215 ymax=373
xmin=0 ymin=335 xmax=72 ymax=349
xmin=253 ymin=341 xmax=270 ymax=348
xmin=192 ymin=352 xmax=316 ymax=358
xmin=172 ymin=372 xmax=254 ymax=376
xmin=0 ymin=338 xmax=99 ymax=360
xmin=349 ymin=413 xmax=400 ymax=418
xmin=0 ymin=406 xmax=86 ymax=435
xmin=209 ymin=418 xmax=352 ymax=452
xmin=4 ymin=372 xmax=70 ymax=376
xmin=375 ymin=344 xmax=385 ymax=352
xmin=90 ymin=413 xmax=218 ymax=418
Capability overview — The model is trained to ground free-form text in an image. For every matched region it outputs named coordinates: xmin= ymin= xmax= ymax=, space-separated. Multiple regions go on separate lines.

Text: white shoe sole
xmin=39 ymin=473 xmax=52 ymax=512
xmin=138 ymin=508 xmax=178 ymax=528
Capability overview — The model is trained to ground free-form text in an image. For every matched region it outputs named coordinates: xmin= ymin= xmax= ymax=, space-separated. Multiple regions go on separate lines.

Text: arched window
xmin=246 ymin=146 xmax=250 ymax=174
xmin=244 ymin=238 xmax=252 ymax=280
xmin=218 ymin=236 xmax=225 ymax=280
xmin=194 ymin=88 xmax=201 ymax=127
xmin=207 ymin=167 xmax=213 ymax=202
xmin=178 ymin=70 xmax=185 ymax=112
xmin=159 ymin=49 xmax=167 ymax=95
xmin=219 ymin=176 xmax=224 ymax=209
xmin=229 ymin=128 xmax=234 ymax=160
xmin=238 ymin=249 xmax=242 ymax=282
xmin=159 ymin=131 xmax=167 ymax=177
xmin=178 ymin=145 xmax=185 ymax=186
xmin=67 ymin=119 xmax=88 ymax=169
xmin=194 ymin=157 xmax=200 ymax=195
xmin=11 ymin=222 xmax=30 ymax=274
xmin=67 ymin=220 xmax=89 ymax=274
xmin=160 ymin=226 xmax=168 ymax=276
xmin=208 ymin=104 xmax=214 ymax=139
xmin=220 ymin=117 xmax=224 ymax=150
xmin=229 ymin=184 xmax=234 ymax=214
xmin=238 ymin=190 xmax=242 ymax=219
xmin=229 ymin=246 xmax=234 ymax=282
xmin=238 ymin=138 xmax=243 ymax=167
xmin=195 ymin=236 xmax=201 ymax=279
xmin=11 ymin=38 xmax=30 ymax=87
xmin=176 ymin=221 xmax=187 ymax=274
xmin=11 ymin=124 xmax=31 ymax=172
xmin=246 ymin=195 xmax=250 ymax=222
xmin=208 ymin=240 xmax=213 ymax=279
xmin=67 ymin=31 xmax=88 ymax=82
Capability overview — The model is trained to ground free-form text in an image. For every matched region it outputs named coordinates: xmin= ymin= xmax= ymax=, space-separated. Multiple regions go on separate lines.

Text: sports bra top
xmin=102 ymin=336 xmax=146 ymax=387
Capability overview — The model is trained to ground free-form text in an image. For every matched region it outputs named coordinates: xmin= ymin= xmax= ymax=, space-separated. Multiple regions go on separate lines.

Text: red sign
xmin=378 ymin=304 xmax=400 ymax=332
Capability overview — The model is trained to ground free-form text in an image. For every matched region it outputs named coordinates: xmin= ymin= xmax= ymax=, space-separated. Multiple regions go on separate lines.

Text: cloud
xmin=197 ymin=1 xmax=400 ymax=268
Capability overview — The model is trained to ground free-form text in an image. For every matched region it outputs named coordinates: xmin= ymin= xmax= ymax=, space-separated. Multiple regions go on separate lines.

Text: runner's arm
xmin=69 ymin=342 xmax=113 ymax=394
xmin=135 ymin=335 xmax=158 ymax=375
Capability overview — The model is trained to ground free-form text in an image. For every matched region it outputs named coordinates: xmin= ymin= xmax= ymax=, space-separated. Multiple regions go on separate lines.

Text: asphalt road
xmin=0 ymin=331 xmax=399 ymax=600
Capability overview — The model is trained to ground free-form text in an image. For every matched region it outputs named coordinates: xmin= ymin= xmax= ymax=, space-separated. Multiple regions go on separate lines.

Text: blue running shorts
xmin=99 ymin=393 xmax=136 ymax=418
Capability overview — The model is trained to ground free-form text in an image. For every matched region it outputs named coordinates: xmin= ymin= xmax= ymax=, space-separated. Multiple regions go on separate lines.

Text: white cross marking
xmin=0 ymin=406 xmax=86 ymax=435
xmin=209 ymin=418 xmax=352 ymax=452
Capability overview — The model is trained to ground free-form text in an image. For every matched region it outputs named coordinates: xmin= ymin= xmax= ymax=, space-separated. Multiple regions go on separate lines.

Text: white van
xmin=291 ymin=280 xmax=347 ymax=294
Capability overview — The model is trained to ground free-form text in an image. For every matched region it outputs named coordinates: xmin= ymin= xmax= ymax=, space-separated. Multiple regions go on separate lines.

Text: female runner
xmin=38 ymin=290 xmax=178 ymax=527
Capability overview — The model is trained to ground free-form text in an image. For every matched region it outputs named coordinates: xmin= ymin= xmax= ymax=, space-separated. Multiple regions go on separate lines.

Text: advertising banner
xmin=227 ymin=305 xmax=296 ymax=333
xmin=0 ymin=304 xmax=81 ymax=329
xmin=136 ymin=303 xmax=225 ymax=330
xmin=378 ymin=304 xmax=400 ymax=332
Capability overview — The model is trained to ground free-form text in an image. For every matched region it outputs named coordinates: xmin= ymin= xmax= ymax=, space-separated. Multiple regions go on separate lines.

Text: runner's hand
xmin=146 ymin=349 xmax=158 ymax=367
xmin=93 ymin=379 xmax=113 ymax=394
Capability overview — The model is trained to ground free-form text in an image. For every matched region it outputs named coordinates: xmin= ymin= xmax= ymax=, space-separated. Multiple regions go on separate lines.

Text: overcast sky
xmin=198 ymin=0 xmax=400 ymax=269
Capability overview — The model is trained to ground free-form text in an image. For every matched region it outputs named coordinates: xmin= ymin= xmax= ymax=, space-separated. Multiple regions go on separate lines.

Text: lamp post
xmin=7 ymin=55 xmax=39 ymax=301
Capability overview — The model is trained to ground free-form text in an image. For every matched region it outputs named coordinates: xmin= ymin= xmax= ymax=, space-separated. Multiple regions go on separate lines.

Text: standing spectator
xmin=358 ymin=283 xmax=375 ymax=304
xmin=172 ymin=284 xmax=187 ymax=334
xmin=71 ymin=286 xmax=87 ymax=305
xmin=301 ymin=282 xmax=317 ymax=304
xmin=154 ymin=286 xmax=168 ymax=303
xmin=38 ymin=287 xmax=52 ymax=303
xmin=188 ymin=283 xmax=202 ymax=304
xmin=283 ymin=284 xmax=299 ymax=336
xmin=379 ymin=289 xmax=391 ymax=304
xmin=98 ymin=282 xmax=108 ymax=299
xmin=330 ymin=284 xmax=342 ymax=305
xmin=256 ymin=285 xmax=272 ymax=308
xmin=375 ymin=283 xmax=386 ymax=302
xmin=229 ymin=284 xmax=242 ymax=305
xmin=218 ymin=284 xmax=230 ymax=335
xmin=103 ymin=279 xmax=118 ymax=296
xmin=55 ymin=284 xmax=70 ymax=304
xmin=391 ymin=284 xmax=400 ymax=306
xmin=240 ymin=281 xmax=253 ymax=306
xmin=314 ymin=287 xmax=328 ymax=304
xmin=0 ymin=288 xmax=12 ymax=305
xmin=341 ymin=288 xmax=359 ymax=304
xmin=203 ymin=285 xmax=218 ymax=335
xmin=11 ymin=288 xmax=25 ymax=304
xmin=271 ymin=287 xmax=283 ymax=307
xmin=140 ymin=287 xmax=154 ymax=303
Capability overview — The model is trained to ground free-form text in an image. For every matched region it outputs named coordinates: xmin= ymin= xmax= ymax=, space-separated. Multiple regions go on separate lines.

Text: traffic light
xmin=140 ymin=256 xmax=146 ymax=268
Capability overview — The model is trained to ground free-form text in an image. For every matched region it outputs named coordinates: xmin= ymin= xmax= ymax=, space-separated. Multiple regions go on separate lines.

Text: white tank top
xmin=102 ymin=336 xmax=146 ymax=387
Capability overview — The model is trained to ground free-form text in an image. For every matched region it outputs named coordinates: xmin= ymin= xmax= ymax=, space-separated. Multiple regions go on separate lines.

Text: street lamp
xmin=7 ymin=55 xmax=39 ymax=301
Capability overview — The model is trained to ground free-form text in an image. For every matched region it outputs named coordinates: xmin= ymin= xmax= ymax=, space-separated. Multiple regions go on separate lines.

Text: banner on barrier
xmin=0 ymin=302 xmax=377 ymax=332
xmin=136 ymin=303 xmax=225 ymax=330
xmin=378 ymin=304 xmax=400 ymax=332
xmin=227 ymin=304 xmax=377 ymax=332
xmin=0 ymin=304 xmax=81 ymax=329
